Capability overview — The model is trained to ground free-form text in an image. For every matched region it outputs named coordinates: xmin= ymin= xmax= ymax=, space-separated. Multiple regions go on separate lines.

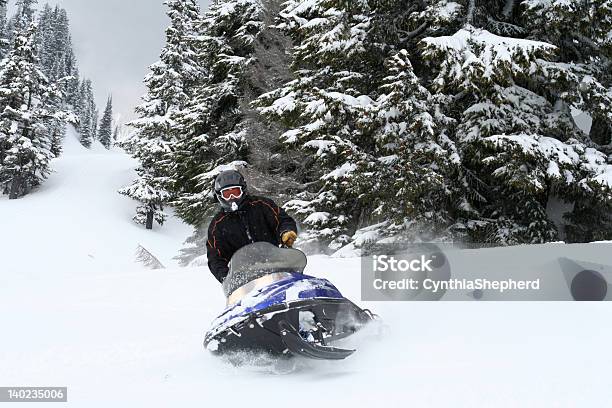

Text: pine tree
xmin=0 ymin=1 xmax=8 ymax=58
xmin=0 ymin=21 xmax=66 ymax=199
xmin=522 ymin=0 xmax=612 ymax=149
xmin=168 ymin=0 xmax=263 ymax=226
xmin=77 ymin=79 xmax=96 ymax=147
xmin=256 ymin=0 xmax=388 ymax=247
xmin=64 ymin=47 xmax=80 ymax=108
xmin=253 ymin=0 xmax=612 ymax=248
xmin=97 ymin=96 xmax=113 ymax=148
xmin=120 ymin=0 xmax=201 ymax=229
xmin=14 ymin=0 xmax=38 ymax=30
xmin=418 ymin=4 xmax=612 ymax=244
xmin=33 ymin=5 xmax=75 ymax=158
xmin=363 ymin=49 xmax=459 ymax=243
xmin=36 ymin=5 xmax=72 ymax=85
xmin=118 ymin=172 xmax=170 ymax=229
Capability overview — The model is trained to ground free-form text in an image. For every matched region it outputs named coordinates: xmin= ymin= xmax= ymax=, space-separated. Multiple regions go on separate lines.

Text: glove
xmin=281 ymin=231 xmax=298 ymax=248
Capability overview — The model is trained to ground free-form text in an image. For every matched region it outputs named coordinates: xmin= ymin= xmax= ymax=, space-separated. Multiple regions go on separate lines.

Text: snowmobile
xmin=204 ymin=242 xmax=377 ymax=360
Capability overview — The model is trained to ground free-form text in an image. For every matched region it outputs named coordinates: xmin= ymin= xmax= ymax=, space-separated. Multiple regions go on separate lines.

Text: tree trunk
xmin=146 ymin=209 xmax=154 ymax=230
xmin=590 ymin=116 xmax=612 ymax=146
xmin=9 ymin=175 xmax=22 ymax=200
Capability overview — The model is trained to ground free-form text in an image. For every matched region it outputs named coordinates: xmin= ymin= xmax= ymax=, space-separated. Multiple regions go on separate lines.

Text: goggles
xmin=219 ymin=186 xmax=244 ymax=201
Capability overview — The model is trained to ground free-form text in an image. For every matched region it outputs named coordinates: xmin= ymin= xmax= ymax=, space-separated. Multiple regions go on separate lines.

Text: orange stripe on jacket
xmin=209 ymin=213 xmax=229 ymax=261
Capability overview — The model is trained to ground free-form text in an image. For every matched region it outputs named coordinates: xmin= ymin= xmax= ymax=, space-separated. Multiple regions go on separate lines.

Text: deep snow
xmin=1 ymin=129 xmax=612 ymax=407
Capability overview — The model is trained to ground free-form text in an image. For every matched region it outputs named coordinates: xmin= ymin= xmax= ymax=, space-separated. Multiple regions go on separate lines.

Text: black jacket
xmin=206 ymin=195 xmax=297 ymax=283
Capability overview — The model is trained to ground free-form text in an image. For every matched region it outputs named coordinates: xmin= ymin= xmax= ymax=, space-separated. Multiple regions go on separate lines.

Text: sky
xmin=8 ymin=0 xmax=210 ymax=127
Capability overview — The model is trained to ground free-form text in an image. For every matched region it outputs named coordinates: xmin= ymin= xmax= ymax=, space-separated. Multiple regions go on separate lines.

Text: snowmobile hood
xmin=208 ymin=273 xmax=345 ymax=338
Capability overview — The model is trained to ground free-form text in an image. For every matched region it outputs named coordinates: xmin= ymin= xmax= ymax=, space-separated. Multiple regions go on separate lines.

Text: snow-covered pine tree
xmin=118 ymin=171 xmax=170 ymax=229
xmin=34 ymin=5 xmax=73 ymax=157
xmin=77 ymin=79 xmax=96 ymax=147
xmin=363 ymin=49 xmax=460 ymax=244
xmin=418 ymin=2 xmax=612 ymax=244
xmin=35 ymin=4 xmax=53 ymax=61
xmin=519 ymin=0 xmax=612 ymax=241
xmin=12 ymin=0 xmax=37 ymax=30
xmin=64 ymin=47 xmax=80 ymax=109
xmin=0 ymin=1 xmax=6 ymax=28
xmin=97 ymin=96 xmax=113 ymax=148
xmin=252 ymin=0 xmax=612 ymax=248
xmin=0 ymin=0 xmax=8 ymax=58
xmin=0 ymin=21 xmax=66 ymax=199
xmin=36 ymin=5 xmax=72 ymax=84
xmin=521 ymin=0 xmax=612 ymax=148
xmin=167 ymin=0 xmax=263 ymax=226
xmin=45 ymin=78 xmax=71 ymax=157
xmin=255 ymin=0 xmax=390 ymax=248
xmin=120 ymin=0 xmax=201 ymax=229
xmin=3 ymin=0 xmax=38 ymax=51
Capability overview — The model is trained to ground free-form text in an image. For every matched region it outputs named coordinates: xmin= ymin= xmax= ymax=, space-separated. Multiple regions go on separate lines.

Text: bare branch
xmin=135 ymin=245 xmax=166 ymax=270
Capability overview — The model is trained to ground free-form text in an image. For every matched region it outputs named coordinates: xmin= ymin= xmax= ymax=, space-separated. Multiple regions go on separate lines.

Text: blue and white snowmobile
xmin=204 ymin=242 xmax=377 ymax=360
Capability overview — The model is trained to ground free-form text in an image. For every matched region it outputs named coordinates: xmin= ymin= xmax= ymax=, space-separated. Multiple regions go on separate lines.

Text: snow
xmin=0 ymin=126 xmax=192 ymax=276
xmin=304 ymin=211 xmax=331 ymax=225
xmin=485 ymin=134 xmax=612 ymax=188
xmin=324 ymin=92 xmax=374 ymax=107
xmin=421 ymin=26 xmax=556 ymax=81
xmin=260 ymin=91 xmax=297 ymax=116
xmin=322 ymin=162 xmax=357 ymax=179
xmin=485 ymin=132 xmax=612 ymax=191
xmin=524 ymin=0 xmax=577 ymax=9
xmin=594 ymin=166 xmax=612 ymax=188
xmin=200 ymin=161 xmax=248 ymax=180
xmin=1 ymin=128 xmax=612 ymax=406
xmin=436 ymin=1 xmax=463 ymax=20
xmin=281 ymin=128 xmax=301 ymax=144
xmin=304 ymin=139 xmax=336 ymax=156
xmin=546 ymin=160 xmax=561 ymax=178
xmin=422 ymin=26 xmax=556 ymax=58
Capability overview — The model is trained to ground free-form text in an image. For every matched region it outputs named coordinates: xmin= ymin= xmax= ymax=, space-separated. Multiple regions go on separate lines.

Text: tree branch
xmin=398 ymin=22 xmax=429 ymax=41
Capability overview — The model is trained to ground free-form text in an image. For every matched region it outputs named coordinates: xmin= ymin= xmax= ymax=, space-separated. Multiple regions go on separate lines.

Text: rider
xmin=206 ymin=170 xmax=298 ymax=283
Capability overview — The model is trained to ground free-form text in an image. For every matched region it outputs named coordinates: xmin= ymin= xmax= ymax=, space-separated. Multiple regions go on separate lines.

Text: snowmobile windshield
xmin=222 ymin=242 xmax=307 ymax=299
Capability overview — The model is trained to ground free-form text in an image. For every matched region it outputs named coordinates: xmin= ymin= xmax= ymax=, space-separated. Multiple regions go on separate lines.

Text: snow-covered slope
xmin=1 ymin=130 xmax=612 ymax=407
xmin=0 ymin=127 xmax=191 ymax=276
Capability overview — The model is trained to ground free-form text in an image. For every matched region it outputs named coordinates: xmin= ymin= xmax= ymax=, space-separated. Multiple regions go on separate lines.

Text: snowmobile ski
xmin=278 ymin=320 xmax=355 ymax=360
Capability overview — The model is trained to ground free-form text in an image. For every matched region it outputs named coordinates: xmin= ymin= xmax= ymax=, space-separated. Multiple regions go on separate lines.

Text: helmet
xmin=214 ymin=170 xmax=247 ymax=212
